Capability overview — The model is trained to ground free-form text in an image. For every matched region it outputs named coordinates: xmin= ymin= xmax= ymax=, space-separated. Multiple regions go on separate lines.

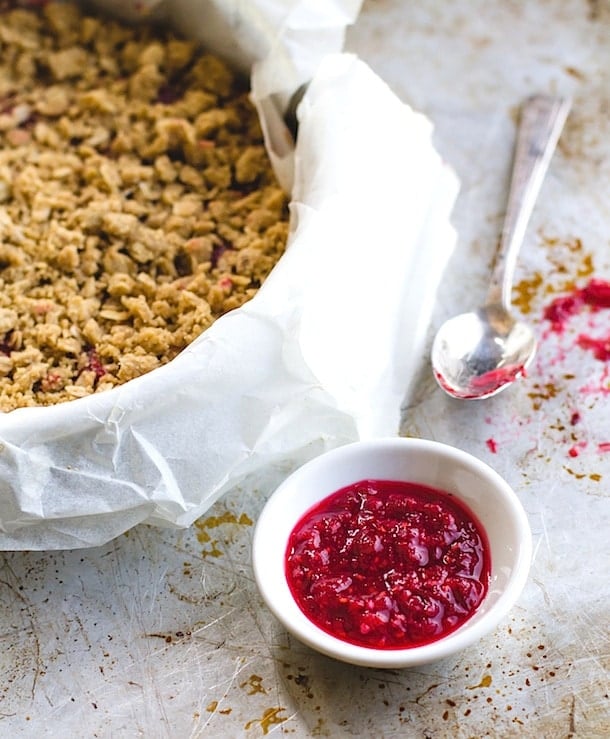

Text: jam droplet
xmin=285 ymin=480 xmax=491 ymax=650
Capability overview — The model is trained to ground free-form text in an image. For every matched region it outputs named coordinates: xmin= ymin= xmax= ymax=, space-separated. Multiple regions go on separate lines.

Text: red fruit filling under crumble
xmin=285 ymin=480 xmax=491 ymax=650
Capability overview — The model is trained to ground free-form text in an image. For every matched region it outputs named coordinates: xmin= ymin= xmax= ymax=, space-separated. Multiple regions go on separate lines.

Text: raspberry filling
xmin=285 ymin=480 xmax=491 ymax=650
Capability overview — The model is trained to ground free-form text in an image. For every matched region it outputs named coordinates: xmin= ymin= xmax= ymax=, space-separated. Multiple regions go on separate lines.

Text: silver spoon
xmin=431 ymin=94 xmax=571 ymax=400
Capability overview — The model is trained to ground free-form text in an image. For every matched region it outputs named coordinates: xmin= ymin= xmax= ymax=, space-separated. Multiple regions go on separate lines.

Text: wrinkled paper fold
xmin=0 ymin=1 xmax=458 ymax=549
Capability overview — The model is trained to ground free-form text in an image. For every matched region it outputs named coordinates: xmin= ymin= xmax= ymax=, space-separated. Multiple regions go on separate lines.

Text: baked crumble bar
xmin=0 ymin=2 xmax=289 ymax=410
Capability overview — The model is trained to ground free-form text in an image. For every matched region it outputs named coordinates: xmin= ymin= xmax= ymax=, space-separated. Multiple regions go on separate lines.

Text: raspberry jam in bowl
xmin=252 ymin=438 xmax=532 ymax=668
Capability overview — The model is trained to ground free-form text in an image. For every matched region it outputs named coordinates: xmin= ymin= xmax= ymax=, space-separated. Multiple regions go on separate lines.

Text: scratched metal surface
xmin=2 ymin=0 xmax=610 ymax=736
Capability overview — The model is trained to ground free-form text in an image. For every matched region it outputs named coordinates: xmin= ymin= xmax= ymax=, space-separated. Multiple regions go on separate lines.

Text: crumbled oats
xmin=0 ymin=2 xmax=289 ymax=411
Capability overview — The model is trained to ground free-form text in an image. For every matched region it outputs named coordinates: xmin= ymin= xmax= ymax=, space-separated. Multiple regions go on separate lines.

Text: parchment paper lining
xmin=0 ymin=0 xmax=458 ymax=549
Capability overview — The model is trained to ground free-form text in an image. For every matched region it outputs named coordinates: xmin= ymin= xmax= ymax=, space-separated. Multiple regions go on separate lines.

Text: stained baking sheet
xmin=1 ymin=0 xmax=610 ymax=736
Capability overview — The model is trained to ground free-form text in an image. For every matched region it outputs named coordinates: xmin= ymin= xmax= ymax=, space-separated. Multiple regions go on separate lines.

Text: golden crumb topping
xmin=0 ymin=2 xmax=289 ymax=410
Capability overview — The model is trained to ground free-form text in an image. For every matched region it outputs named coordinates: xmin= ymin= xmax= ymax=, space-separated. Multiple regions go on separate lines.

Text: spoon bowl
xmin=431 ymin=304 xmax=537 ymax=399
xmin=432 ymin=95 xmax=570 ymax=400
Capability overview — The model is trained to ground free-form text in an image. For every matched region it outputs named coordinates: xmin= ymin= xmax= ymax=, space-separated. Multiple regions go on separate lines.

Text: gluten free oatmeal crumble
xmin=0 ymin=2 xmax=290 ymax=411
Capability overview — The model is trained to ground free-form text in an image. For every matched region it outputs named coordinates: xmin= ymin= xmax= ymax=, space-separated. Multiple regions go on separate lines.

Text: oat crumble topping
xmin=0 ymin=2 xmax=289 ymax=410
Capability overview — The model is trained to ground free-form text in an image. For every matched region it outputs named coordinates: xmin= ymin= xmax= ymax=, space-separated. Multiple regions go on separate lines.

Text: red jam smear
xmin=469 ymin=364 xmax=526 ymax=394
xmin=544 ymin=278 xmax=610 ymax=333
xmin=542 ymin=278 xmax=610 ymax=367
xmin=435 ymin=364 xmax=526 ymax=399
xmin=285 ymin=480 xmax=491 ymax=650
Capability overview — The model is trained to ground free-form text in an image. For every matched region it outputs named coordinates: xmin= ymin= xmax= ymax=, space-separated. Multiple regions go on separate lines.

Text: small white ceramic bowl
xmin=252 ymin=437 xmax=532 ymax=669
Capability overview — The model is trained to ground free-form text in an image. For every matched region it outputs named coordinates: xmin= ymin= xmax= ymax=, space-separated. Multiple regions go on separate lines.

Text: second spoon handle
xmin=486 ymin=94 xmax=571 ymax=310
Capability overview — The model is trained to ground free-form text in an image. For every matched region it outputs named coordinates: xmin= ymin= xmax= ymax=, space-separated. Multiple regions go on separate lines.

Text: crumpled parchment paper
xmin=0 ymin=0 xmax=458 ymax=549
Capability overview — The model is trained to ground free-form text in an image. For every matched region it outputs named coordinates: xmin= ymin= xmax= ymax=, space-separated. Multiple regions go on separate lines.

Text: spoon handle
xmin=486 ymin=95 xmax=571 ymax=310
